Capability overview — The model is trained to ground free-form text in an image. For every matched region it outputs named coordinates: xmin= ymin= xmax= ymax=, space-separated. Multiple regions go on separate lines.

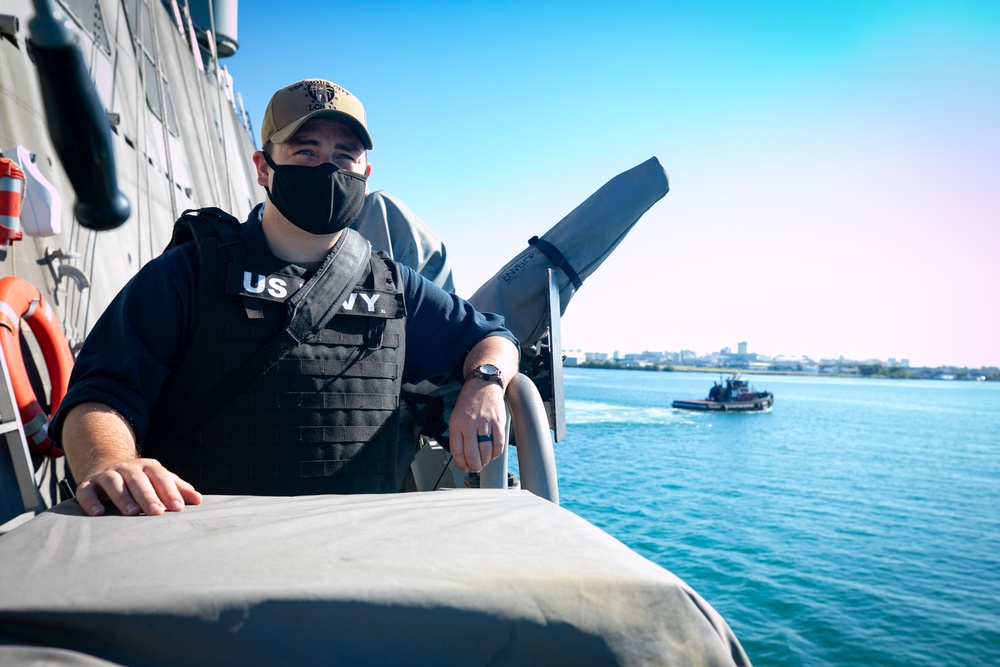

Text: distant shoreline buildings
xmin=563 ymin=341 xmax=996 ymax=381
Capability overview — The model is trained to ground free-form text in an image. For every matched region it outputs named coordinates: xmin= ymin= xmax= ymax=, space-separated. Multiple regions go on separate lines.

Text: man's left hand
xmin=449 ymin=379 xmax=507 ymax=473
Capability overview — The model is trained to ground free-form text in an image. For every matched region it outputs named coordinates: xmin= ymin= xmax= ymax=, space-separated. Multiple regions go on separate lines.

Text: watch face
xmin=469 ymin=364 xmax=502 ymax=384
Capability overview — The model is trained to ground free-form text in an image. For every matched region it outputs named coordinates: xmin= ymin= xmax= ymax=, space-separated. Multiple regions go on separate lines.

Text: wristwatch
xmin=465 ymin=363 xmax=504 ymax=387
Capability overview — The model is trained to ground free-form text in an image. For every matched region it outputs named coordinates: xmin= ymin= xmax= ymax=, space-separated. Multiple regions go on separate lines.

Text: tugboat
xmin=672 ymin=374 xmax=774 ymax=412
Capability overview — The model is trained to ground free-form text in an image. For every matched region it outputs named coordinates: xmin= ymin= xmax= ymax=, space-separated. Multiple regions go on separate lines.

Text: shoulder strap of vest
xmin=283 ymin=228 xmax=374 ymax=344
xmin=169 ymin=206 xmax=264 ymax=319
xmin=153 ymin=228 xmax=374 ymax=447
xmin=166 ymin=207 xmax=243 ymax=251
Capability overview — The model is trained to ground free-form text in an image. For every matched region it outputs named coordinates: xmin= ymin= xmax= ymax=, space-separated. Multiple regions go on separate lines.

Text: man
xmin=51 ymin=79 xmax=519 ymax=517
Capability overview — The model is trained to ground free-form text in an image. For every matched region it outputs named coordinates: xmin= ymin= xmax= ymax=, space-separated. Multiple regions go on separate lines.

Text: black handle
xmin=28 ymin=1 xmax=130 ymax=231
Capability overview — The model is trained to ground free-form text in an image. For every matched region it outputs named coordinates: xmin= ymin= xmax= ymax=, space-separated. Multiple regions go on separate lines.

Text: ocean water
xmin=531 ymin=369 xmax=1000 ymax=667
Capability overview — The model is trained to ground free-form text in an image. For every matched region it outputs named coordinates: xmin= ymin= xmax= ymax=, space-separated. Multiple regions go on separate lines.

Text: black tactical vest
xmin=144 ymin=208 xmax=409 ymax=495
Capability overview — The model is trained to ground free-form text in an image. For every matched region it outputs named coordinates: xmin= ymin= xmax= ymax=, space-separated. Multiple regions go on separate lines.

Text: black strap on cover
xmin=155 ymin=224 xmax=373 ymax=446
xmin=528 ymin=236 xmax=583 ymax=289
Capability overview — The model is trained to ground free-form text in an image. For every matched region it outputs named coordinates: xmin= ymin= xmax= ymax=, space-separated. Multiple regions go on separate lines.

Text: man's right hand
xmin=62 ymin=402 xmax=202 ymax=516
xmin=75 ymin=457 xmax=202 ymax=517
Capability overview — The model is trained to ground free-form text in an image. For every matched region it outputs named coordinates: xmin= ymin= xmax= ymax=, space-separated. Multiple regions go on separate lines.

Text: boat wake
xmin=566 ymin=399 xmax=680 ymax=425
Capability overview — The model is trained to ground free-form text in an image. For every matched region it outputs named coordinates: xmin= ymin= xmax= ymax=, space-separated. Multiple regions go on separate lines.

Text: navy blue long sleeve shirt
xmin=51 ymin=208 xmax=514 ymax=446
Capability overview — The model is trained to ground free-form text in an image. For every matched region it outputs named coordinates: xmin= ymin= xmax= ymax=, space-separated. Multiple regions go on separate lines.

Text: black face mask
xmin=263 ymin=151 xmax=367 ymax=235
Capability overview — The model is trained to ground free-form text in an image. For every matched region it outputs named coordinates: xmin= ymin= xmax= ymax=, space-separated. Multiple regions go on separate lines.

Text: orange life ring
xmin=0 ymin=276 xmax=74 ymax=457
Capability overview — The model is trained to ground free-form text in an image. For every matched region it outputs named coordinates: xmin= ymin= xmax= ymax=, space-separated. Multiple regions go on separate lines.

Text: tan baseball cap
xmin=260 ymin=79 xmax=373 ymax=150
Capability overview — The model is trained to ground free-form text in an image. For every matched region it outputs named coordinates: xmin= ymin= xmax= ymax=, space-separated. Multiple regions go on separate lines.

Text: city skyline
xmin=565 ymin=341 xmax=994 ymax=370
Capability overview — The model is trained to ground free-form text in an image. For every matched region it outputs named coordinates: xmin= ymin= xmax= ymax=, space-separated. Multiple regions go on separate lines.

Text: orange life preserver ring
xmin=0 ymin=276 xmax=74 ymax=457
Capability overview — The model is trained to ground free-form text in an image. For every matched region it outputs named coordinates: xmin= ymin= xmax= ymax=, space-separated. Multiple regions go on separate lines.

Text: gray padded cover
xmin=0 ymin=490 xmax=750 ymax=666
xmin=469 ymin=157 xmax=669 ymax=352
xmin=352 ymin=190 xmax=455 ymax=292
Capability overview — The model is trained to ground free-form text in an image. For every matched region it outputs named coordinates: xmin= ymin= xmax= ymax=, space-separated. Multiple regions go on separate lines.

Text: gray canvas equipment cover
xmin=352 ymin=190 xmax=456 ymax=292
xmin=469 ymin=157 xmax=669 ymax=353
xmin=0 ymin=491 xmax=751 ymax=667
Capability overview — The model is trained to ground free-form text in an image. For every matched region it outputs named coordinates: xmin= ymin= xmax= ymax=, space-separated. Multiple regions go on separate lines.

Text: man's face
xmin=256 ymin=117 xmax=370 ymax=187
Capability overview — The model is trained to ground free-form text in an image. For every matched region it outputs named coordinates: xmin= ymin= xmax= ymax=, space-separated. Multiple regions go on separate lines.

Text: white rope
xmin=147 ymin=0 xmax=180 ymax=251
xmin=182 ymin=0 xmax=224 ymax=206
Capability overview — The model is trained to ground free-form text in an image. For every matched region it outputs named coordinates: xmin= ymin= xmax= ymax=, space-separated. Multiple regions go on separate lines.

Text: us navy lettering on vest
xmin=226 ymin=266 xmax=306 ymax=304
xmin=225 ymin=267 xmax=400 ymax=318
xmin=339 ymin=290 xmax=401 ymax=318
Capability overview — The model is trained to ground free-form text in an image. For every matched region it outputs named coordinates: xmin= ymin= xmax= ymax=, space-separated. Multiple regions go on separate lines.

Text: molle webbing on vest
xmin=145 ymin=210 xmax=408 ymax=495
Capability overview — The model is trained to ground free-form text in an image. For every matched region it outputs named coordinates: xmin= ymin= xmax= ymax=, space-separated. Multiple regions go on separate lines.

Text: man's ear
xmin=364 ymin=161 xmax=372 ymax=194
xmin=252 ymin=151 xmax=270 ymax=188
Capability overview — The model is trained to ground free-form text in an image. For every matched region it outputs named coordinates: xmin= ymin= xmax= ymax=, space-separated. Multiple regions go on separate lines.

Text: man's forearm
xmin=447 ymin=334 xmax=519 ymax=473
xmin=61 ymin=401 xmax=202 ymax=516
xmin=462 ymin=334 xmax=519 ymax=389
xmin=62 ymin=401 xmax=139 ymax=483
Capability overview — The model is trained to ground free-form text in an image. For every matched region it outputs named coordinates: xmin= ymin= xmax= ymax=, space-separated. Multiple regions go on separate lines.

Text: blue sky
xmin=226 ymin=1 xmax=1000 ymax=368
